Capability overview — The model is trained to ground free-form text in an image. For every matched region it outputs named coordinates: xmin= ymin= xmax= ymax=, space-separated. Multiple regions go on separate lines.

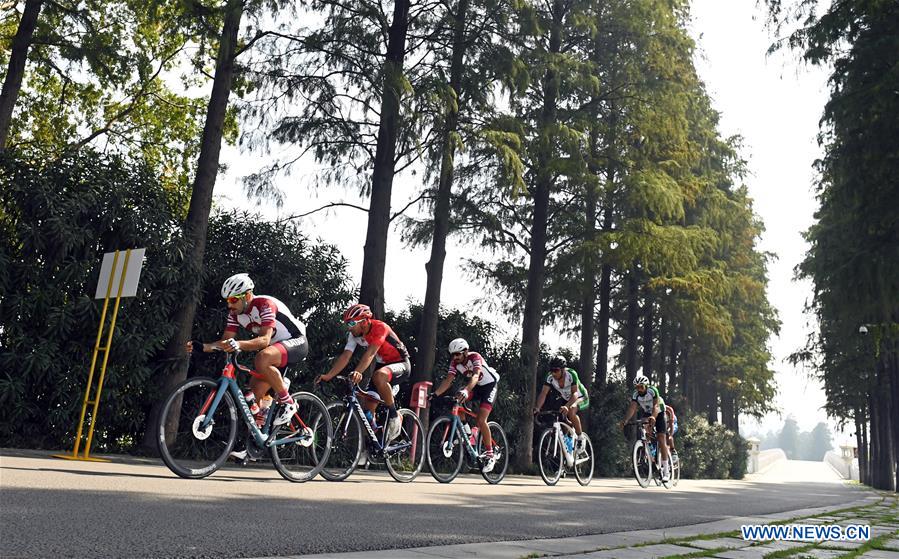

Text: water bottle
xmin=462 ymin=422 xmax=472 ymax=442
xmin=563 ymin=434 xmax=574 ymax=454
xmin=470 ymin=426 xmax=479 ymax=446
xmin=364 ymin=410 xmax=378 ymax=429
xmin=244 ymin=391 xmax=260 ymax=415
xmin=650 ymin=442 xmax=657 ymax=458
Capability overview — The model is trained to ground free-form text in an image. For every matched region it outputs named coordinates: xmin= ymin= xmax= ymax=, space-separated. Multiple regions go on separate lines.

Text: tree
xmin=145 ymin=0 xmax=248 ymax=452
xmin=778 ymin=417 xmax=800 ymax=459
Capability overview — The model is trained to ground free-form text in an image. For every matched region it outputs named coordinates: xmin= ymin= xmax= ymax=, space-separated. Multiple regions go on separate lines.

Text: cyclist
xmin=317 ymin=303 xmax=410 ymax=443
xmin=187 ymin=273 xmax=308 ymax=459
xmin=620 ymin=375 xmax=671 ymax=481
xmin=533 ymin=356 xmax=589 ymax=453
xmin=432 ymin=338 xmax=501 ymax=473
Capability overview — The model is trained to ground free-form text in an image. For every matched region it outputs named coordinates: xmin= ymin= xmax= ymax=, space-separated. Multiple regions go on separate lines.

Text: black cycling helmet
xmin=549 ymin=356 xmax=566 ymax=370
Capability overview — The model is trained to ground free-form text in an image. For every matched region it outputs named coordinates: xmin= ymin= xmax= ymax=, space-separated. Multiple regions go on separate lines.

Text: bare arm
xmin=534 ymin=385 xmax=550 ymax=412
xmin=322 ymin=350 xmax=353 ymax=380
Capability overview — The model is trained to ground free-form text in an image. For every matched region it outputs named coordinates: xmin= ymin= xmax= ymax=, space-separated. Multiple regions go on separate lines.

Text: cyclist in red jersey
xmin=317 ymin=303 xmax=411 ymax=442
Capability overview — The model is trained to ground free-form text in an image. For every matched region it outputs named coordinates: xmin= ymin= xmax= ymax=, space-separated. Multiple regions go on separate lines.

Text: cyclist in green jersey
xmin=620 ymin=375 xmax=671 ymax=482
xmin=533 ymin=356 xmax=590 ymax=453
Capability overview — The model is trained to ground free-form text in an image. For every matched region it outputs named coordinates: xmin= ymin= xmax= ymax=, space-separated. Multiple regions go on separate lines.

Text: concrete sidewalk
xmin=262 ymin=491 xmax=899 ymax=559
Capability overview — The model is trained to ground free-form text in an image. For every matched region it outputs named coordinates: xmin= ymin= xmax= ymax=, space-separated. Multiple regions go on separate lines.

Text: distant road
xmin=1 ymin=450 xmax=861 ymax=558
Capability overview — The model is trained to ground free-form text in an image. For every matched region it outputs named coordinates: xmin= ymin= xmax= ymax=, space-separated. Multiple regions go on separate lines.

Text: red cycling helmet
xmin=343 ymin=303 xmax=373 ymax=323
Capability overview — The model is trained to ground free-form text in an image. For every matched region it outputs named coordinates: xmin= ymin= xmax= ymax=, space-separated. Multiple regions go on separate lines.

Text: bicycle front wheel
xmin=632 ymin=440 xmax=652 ymax=488
xmin=537 ymin=429 xmax=563 ymax=486
xmin=385 ymin=408 xmax=425 ymax=483
xmin=477 ymin=421 xmax=508 ymax=484
xmin=574 ymin=434 xmax=594 ymax=486
xmin=157 ymin=377 xmax=237 ymax=479
xmin=426 ymin=416 xmax=464 ymax=483
xmin=270 ymin=392 xmax=333 ymax=483
xmin=320 ymin=401 xmax=363 ymax=481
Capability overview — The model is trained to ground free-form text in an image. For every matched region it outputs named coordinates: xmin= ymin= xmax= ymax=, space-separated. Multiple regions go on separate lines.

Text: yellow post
xmin=54 ymin=249 xmax=131 ymax=462
xmin=82 ymin=249 xmax=131 ymax=459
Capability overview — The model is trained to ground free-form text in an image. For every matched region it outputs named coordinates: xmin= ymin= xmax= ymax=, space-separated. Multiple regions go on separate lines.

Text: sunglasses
xmin=225 ymin=292 xmax=248 ymax=304
xmin=345 ymin=319 xmax=363 ymax=328
xmin=550 ymin=367 xmax=562 ymax=373
xmin=451 ymin=351 xmax=464 ymax=358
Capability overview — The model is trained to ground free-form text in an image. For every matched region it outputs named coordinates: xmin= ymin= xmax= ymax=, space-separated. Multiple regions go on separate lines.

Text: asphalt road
xmin=1 ymin=450 xmax=862 ymax=558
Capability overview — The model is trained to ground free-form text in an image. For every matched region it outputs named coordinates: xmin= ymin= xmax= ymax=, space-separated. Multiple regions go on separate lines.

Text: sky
xmin=213 ymin=1 xmax=845 ymax=444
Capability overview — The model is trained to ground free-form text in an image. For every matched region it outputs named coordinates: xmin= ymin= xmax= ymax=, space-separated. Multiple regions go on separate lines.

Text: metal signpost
xmin=54 ymin=248 xmax=145 ymax=462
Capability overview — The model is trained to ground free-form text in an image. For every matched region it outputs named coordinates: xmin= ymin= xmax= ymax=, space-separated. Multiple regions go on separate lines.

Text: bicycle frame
xmin=437 ymin=401 xmax=483 ymax=463
xmin=198 ymin=353 xmax=312 ymax=450
xmin=334 ymin=378 xmax=410 ymax=457
xmin=538 ymin=412 xmax=586 ymax=470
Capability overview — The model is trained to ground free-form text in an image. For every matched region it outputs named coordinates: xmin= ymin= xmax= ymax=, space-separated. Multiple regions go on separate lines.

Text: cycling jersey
xmin=344 ymin=319 xmax=409 ymax=365
xmin=631 ymin=385 xmax=665 ymax=415
xmin=448 ymin=351 xmax=500 ymax=386
xmin=224 ymin=295 xmax=306 ymax=343
xmin=545 ymin=368 xmax=587 ymax=401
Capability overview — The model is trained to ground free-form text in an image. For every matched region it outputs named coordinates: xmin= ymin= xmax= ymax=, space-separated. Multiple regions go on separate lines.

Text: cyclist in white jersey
xmin=432 ymin=338 xmax=500 ymax=473
xmin=533 ymin=356 xmax=589 ymax=452
xmin=186 ymin=274 xmax=308 ymax=433
xmin=620 ymin=374 xmax=671 ymax=481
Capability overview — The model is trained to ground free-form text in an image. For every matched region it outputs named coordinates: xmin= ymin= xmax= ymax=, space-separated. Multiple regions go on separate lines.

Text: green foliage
xmin=0 ymin=149 xmax=356 ymax=451
xmin=0 ymin=148 xmax=185 ymax=450
xmin=678 ymin=414 xmax=747 ymax=479
xmin=184 ymin=210 xmax=357 ymax=384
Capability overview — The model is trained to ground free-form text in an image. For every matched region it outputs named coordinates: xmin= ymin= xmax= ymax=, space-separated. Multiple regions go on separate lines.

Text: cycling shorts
xmin=467 ymin=381 xmax=498 ymax=412
xmin=273 ymin=336 xmax=308 ymax=369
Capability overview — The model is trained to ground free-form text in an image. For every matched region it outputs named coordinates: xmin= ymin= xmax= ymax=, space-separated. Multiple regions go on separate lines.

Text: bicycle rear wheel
xmin=385 ymin=408 xmax=425 ymax=482
xmin=632 ymin=440 xmax=651 ymax=488
xmin=270 ymin=392 xmax=332 ymax=483
xmin=426 ymin=416 xmax=464 ymax=483
xmin=477 ymin=421 xmax=508 ymax=484
xmin=319 ymin=401 xmax=363 ymax=481
xmin=158 ymin=377 xmax=237 ymax=479
xmin=574 ymin=434 xmax=594 ymax=486
xmin=537 ymin=429 xmax=563 ymax=486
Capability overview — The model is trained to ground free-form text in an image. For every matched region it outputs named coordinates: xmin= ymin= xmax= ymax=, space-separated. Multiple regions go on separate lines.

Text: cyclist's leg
xmin=372 ymin=360 xmax=409 ymax=409
xmin=654 ymin=410 xmax=670 ymax=463
xmin=266 ymin=337 xmax=308 ymax=423
xmin=474 ymin=382 xmax=497 ymax=449
xmin=565 ymin=403 xmax=582 ymax=436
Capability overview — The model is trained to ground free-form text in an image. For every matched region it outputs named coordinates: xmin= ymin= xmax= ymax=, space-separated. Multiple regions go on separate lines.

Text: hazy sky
xmin=215 ymin=0 xmax=842 ymax=441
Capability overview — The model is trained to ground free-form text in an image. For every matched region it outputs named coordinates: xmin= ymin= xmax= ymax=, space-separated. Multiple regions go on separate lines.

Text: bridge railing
xmin=824 ymin=450 xmax=859 ymax=480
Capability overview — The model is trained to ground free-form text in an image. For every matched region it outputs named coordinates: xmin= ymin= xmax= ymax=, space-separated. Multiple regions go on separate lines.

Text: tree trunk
xmin=668 ymin=327 xmax=678 ymax=396
xmin=411 ymin=0 xmax=470 ymax=438
xmin=657 ymin=314 xmax=667 ymax=395
xmin=0 ymin=0 xmax=43 ymax=150
xmin=515 ymin=0 xmax=562 ymax=471
xmin=641 ymin=291 xmax=653 ymax=382
xmin=140 ymin=0 xmax=244 ymax=453
xmin=594 ymin=203 xmax=613 ymax=387
xmin=358 ymin=0 xmax=411 ymax=317
xmin=855 ymin=407 xmax=868 ymax=485
xmin=578 ymin=134 xmax=598 ymax=393
xmin=624 ymin=268 xmax=639 ymax=387
xmin=868 ymin=375 xmax=894 ymax=490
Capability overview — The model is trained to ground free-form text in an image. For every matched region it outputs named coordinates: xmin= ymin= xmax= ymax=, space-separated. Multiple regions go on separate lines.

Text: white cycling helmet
xmin=221 ymin=273 xmax=255 ymax=298
xmin=448 ymin=338 xmax=469 ymax=354
xmin=634 ymin=375 xmax=650 ymax=387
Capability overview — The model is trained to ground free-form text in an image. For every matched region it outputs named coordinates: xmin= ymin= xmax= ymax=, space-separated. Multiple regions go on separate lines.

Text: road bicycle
xmin=315 ymin=376 xmax=425 ymax=482
xmin=157 ymin=350 xmax=332 ymax=482
xmin=625 ymin=418 xmax=675 ymax=489
xmin=534 ymin=411 xmax=593 ymax=486
xmin=426 ymin=395 xmax=509 ymax=484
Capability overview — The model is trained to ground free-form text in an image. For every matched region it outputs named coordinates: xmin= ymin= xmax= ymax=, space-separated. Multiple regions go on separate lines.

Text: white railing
xmin=753 ymin=448 xmax=787 ymax=474
xmin=824 ymin=450 xmax=859 ymax=480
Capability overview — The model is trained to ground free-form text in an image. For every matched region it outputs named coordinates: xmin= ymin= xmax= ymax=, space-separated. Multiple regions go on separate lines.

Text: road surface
xmin=0 ymin=450 xmax=861 ymax=558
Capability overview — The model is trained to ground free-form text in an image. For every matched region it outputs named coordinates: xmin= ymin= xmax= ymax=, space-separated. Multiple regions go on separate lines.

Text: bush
xmin=678 ymin=414 xmax=748 ymax=479
xmin=0 ymin=149 xmax=356 ymax=452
